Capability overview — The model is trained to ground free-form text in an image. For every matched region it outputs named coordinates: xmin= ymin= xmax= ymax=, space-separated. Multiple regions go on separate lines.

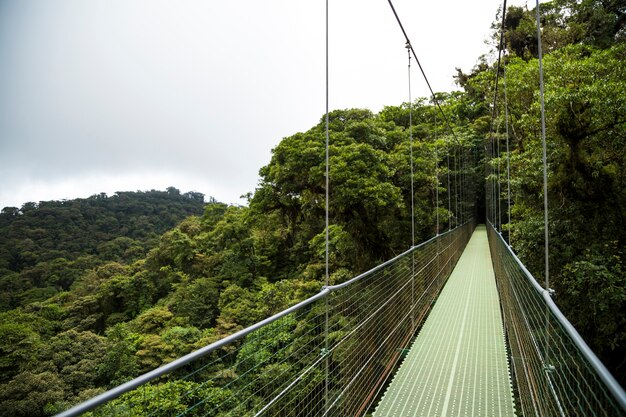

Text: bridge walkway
xmin=373 ymin=225 xmax=516 ymax=417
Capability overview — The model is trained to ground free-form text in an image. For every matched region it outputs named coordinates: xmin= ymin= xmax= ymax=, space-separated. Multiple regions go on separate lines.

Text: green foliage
xmin=496 ymin=0 xmax=624 ymax=60
xmin=0 ymin=189 xmax=206 ymax=311
xmin=560 ymin=246 xmax=626 ymax=353
xmin=89 ymin=380 xmax=235 ymax=417
xmin=0 ymin=371 xmax=66 ymax=417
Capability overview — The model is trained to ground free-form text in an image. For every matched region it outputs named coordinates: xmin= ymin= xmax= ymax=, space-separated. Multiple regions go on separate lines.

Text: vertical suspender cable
xmin=434 ymin=97 xmax=439 ymax=235
xmin=491 ymin=134 xmax=500 ymax=226
xmin=491 ymin=0 xmax=508 ymax=231
xmin=504 ymin=61 xmax=512 ymax=245
xmin=535 ymin=0 xmax=549 ymax=292
xmin=324 ymin=0 xmax=330 ymax=293
xmin=407 ymin=42 xmax=415 ymax=333
xmin=491 ymin=138 xmax=494 ymax=226
xmin=535 ymin=0 xmax=552 ymax=371
xmin=447 ymin=153 xmax=451 ymax=231
xmin=460 ymin=149 xmax=464 ymax=224
xmin=496 ymin=115 xmax=502 ymax=233
xmin=454 ymin=149 xmax=459 ymax=226
xmin=324 ymin=0 xmax=330 ymax=411
xmin=408 ymin=43 xmax=414 ymax=250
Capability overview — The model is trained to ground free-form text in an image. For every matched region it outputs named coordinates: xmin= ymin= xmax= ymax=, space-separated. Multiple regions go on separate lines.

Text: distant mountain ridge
xmin=0 ymin=187 xmax=207 ymax=310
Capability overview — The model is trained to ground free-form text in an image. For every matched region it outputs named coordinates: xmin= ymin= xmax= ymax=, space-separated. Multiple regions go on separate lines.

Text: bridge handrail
xmin=488 ymin=222 xmax=626 ymax=412
xmin=56 ymin=223 xmax=469 ymax=417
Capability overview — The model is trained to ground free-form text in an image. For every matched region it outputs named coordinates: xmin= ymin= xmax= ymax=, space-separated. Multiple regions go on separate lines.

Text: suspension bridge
xmin=55 ymin=220 xmax=626 ymax=417
xmin=56 ymin=0 xmax=626 ymax=416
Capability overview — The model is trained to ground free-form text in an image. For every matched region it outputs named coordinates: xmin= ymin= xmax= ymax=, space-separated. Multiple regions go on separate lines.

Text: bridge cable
xmin=408 ymin=43 xmax=415 ymax=251
xmin=455 ymin=149 xmax=459 ymax=226
xmin=407 ymin=42 xmax=416 ymax=333
xmin=324 ymin=0 xmax=330 ymax=411
xmin=535 ymin=0 xmax=552 ymax=372
xmin=489 ymin=0 xmax=508 ymax=232
xmin=447 ymin=153 xmax=451 ymax=231
xmin=495 ymin=0 xmax=513 ymax=242
xmin=435 ymin=98 xmax=439 ymax=235
xmin=504 ymin=58 xmax=512 ymax=245
xmin=535 ymin=0 xmax=550 ymax=292
xmin=494 ymin=87 xmax=501 ymax=232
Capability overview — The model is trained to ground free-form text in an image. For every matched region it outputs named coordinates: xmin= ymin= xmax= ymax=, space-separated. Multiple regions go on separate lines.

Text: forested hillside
xmin=0 ymin=188 xmax=206 ymax=312
xmin=0 ymin=0 xmax=624 ymax=415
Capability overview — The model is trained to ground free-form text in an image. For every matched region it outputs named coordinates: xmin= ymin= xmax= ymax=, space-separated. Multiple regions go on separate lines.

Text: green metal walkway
xmin=373 ymin=225 xmax=516 ymax=417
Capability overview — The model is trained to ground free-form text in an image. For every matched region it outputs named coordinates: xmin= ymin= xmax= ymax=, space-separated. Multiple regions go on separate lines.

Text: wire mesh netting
xmin=60 ymin=223 xmax=473 ymax=417
xmin=488 ymin=223 xmax=626 ymax=417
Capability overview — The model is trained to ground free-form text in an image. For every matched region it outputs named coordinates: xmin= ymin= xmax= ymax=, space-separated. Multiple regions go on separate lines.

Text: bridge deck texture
xmin=373 ymin=225 xmax=516 ymax=417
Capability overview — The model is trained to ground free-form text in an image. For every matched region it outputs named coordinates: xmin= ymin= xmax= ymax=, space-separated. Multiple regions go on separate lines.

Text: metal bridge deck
xmin=373 ymin=225 xmax=516 ymax=417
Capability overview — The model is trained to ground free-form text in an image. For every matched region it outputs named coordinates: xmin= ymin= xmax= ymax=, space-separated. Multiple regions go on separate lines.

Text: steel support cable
xmin=534 ymin=0 xmax=552 ymax=375
xmin=534 ymin=1 xmax=550 ymax=291
xmin=407 ymin=44 xmax=414 ymax=249
xmin=434 ymin=100 xmax=439 ymax=235
xmin=407 ymin=42 xmax=416 ymax=333
xmin=496 ymin=117 xmax=502 ymax=232
xmin=324 ymin=0 xmax=330 ymax=411
xmin=324 ymin=0 xmax=330 ymax=288
xmin=455 ymin=149 xmax=459 ymax=227
xmin=504 ymin=62 xmax=512 ymax=245
xmin=491 ymin=136 xmax=496 ymax=226
xmin=446 ymin=153 xmax=451 ymax=230
xmin=495 ymin=106 xmax=502 ymax=231
xmin=460 ymin=148 xmax=464 ymax=224
xmin=489 ymin=0 xmax=508 ymax=231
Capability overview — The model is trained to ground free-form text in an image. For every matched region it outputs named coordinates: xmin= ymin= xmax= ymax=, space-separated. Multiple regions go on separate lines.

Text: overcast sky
xmin=0 ymin=0 xmax=535 ymax=209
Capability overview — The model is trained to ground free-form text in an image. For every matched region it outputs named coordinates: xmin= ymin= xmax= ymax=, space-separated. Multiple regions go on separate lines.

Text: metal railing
xmin=487 ymin=222 xmax=626 ymax=417
xmin=57 ymin=222 xmax=474 ymax=417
